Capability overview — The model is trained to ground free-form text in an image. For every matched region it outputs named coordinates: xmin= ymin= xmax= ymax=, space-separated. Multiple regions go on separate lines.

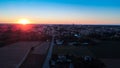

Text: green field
xmin=52 ymin=45 xmax=94 ymax=56
xmin=88 ymin=40 xmax=120 ymax=59
xmin=53 ymin=40 xmax=120 ymax=59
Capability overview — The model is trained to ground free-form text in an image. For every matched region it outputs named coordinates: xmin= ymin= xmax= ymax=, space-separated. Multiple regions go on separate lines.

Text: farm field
xmin=52 ymin=40 xmax=120 ymax=68
xmin=0 ymin=42 xmax=40 ymax=68
xmin=88 ymin=40 xmax=120 ymax=59
xmin=20 ymin=42 xmax=50 ymax=68
xmin=52 ymin=45 xmax=94 ymax=56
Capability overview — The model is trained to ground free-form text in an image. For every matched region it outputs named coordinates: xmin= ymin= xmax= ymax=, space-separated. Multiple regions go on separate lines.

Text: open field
xmin=53 ymin=40 xmax=120 ymax=58
xmin=87 ymin=40 xmax=120 ymax=59
xmin=52 ymin=45 xmax=94 ymax=56
xmin=52 ymin=40 xmax=120 ymax=68
xmin=20 ymin=42 xmax=50 ymax=68
xmin=0 ymin=42 xmax=40 ymax=68
xmin=87 ymin=40 xmax=120 ymax=68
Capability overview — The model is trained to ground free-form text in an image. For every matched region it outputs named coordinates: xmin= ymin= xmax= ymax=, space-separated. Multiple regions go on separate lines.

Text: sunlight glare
xmin=17 ymin=19 xmax=31 ymax=25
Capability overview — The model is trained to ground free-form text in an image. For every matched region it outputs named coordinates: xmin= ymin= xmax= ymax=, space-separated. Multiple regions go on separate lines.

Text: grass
xmin=87 ymin=40 xmax=120 ymax=59
xmin=53 ymin=40 xmax=120 ymax=59
xmin=52 ymin=45 xmax=94 ymax=56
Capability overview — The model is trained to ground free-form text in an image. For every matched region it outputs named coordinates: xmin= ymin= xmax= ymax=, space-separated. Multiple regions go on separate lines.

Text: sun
xmin=17 ymin=19 xmax=31 ymax=25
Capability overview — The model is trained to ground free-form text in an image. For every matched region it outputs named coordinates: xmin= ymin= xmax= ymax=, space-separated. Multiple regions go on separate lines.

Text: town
xmin=0 ymin=24 xmax=120 ymax=68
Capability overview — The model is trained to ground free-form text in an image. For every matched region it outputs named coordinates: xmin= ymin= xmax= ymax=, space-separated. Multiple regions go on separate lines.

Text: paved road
xmin=42 ymin=35 xmax=54 ymax=68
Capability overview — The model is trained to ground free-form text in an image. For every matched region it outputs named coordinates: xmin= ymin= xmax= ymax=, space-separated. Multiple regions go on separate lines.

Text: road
xmin=42 ymin=27 xmax=55 ymax=68
xmin=42 ymin=36 xmax=54 ymax=68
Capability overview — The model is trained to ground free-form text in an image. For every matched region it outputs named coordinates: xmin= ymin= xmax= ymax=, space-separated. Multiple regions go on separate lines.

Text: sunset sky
xmin=0 ymin=0 xmax=120 ymax=24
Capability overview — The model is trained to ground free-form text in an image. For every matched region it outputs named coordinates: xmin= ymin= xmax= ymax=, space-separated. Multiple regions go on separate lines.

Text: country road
xmin=42 ymin=36 xmax=54 ymax=68
xmin=42 ymin=27 xmax=55 ymax=68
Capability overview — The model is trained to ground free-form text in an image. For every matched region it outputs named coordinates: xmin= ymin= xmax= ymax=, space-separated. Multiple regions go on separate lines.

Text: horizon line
xmin=0 ymin=23 xmax=120 ymax=26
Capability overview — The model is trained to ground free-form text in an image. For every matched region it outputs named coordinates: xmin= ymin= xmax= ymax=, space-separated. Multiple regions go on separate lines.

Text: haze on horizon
xmin=0 ymin=0 xmax=120 ymax=25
